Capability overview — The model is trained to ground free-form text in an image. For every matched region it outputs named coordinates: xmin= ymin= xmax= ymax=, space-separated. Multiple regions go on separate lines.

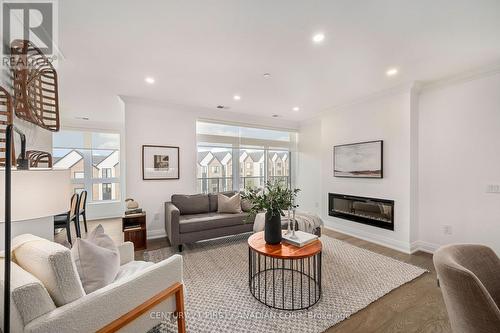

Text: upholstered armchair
xmin=0 ymin=235 xmax=185 ymax=333
xmin=434 ymin=244 xmax=500 ymax=333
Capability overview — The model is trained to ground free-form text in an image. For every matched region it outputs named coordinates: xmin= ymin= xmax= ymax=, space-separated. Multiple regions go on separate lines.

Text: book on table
xmin=282 ymin=231 xmax=318 ymax=247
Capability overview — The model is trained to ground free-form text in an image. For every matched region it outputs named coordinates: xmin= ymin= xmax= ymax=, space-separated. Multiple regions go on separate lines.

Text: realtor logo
xmin=1 ymin=0 xmax=57 ymax=55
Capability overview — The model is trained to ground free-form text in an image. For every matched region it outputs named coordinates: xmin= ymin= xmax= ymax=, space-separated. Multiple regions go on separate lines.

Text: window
xmin=102 ymin=183 xmax=112 ymax=200
xmin=196 ymin=121 xmax=295 ymax=193
xmin=268 ymin=150 xmax=289 ymax=185
xmin=74 ymin=171 xmax=84 ymax=179
xmin=73 ymin=184 xmax=85 ymax=195
xmin=197 ymin=147 xmax=233 ymax=193
xmin=53 ymin=130 xmax=120 ymax=202
xmin=102 ymin=168 xmax=112 ymax=178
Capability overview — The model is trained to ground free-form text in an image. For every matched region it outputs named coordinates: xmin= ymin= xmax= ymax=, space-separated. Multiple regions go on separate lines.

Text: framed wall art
xmin=142 ymin=145 xmax=180 ymax=180
xmin=333 ymin=140 xmax=383 ymax=178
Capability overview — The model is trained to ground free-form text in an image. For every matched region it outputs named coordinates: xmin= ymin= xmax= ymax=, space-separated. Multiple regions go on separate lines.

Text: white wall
xmin=316 ymin=90 xmax=414 ymax=253
xmin=418 ymin=72 xmax=500 ymax=254
xmin=14 ymin=118 xmax=53 ymax=154
xmin=297 ymin=71 xmax=500 ymax=254
xmin=124 ymin=98 xmax=299 ymax=238
xmin=296 ymin=118 xmax=322 ymax=214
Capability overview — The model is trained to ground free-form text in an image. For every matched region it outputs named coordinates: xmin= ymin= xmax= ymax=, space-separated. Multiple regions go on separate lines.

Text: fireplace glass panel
xmin=329 ymin=193 xmax=394 ymax=230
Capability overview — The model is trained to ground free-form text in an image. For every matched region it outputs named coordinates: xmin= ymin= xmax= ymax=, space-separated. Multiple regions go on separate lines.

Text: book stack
xmin=282 ymin=231 xmax=318 ymax=247
xmin=125 ymin=208 xmax=143 ymax=215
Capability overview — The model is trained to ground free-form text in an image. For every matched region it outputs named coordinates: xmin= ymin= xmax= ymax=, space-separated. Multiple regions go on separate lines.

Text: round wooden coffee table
xmin=248 ymin=231 xmax=322 ymax=310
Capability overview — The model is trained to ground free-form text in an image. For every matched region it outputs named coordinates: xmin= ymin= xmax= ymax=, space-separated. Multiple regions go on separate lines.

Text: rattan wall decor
xmin=11 ymin=39 xmax=60 ymax=131
xmin=0 ymin=86 xmax=15 ymax=167
xmin=26 ymin=150 xmax=52 ymax=168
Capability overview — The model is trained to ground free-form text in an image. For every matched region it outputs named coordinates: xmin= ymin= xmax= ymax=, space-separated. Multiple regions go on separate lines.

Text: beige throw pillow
xmin=218 ymin=193 xmax=242 ymax=214
xmin=71 ymin=225 xmax=120 ymax=294
xmin=241 ymin=198 xmax=253 ymax=212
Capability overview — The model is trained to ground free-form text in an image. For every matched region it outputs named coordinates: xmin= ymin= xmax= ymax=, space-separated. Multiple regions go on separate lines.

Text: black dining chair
xmin=54 ymin=193 xmax=81 ymax=245
xmin=77 ymin=190 xmax=88 ymax=233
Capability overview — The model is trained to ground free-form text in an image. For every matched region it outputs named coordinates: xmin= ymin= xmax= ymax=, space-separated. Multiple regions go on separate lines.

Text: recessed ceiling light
xmin=263 ymin=73 xmax=272 ymax=78
xmin=145 ymin=77 xmax=155 ymax=84
xmin=75 ymin=116 xmax=89 ymax=120
xmin=292 ymin=107 xmax=300 ymax=112
xmin=312 ymin=33 xmax=325 ymax=44
xmin=272 ymin=114 xmax=279 ymax=118
xmin=386 ymin=68 xmax=398 ymax=77
xmin=233 ymin=95 xmax=241 ymax=101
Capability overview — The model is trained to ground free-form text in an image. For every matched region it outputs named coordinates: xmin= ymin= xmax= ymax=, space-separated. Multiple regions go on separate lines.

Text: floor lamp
xmin=3 ymin=124 xmax=28 ymax=333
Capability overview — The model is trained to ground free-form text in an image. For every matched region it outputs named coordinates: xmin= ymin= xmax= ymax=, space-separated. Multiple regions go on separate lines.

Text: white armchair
xmin=0 ymin=236 xmax=185 ymax=333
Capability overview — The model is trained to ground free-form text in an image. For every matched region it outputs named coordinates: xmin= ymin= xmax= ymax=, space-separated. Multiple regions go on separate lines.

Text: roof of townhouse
xmin=247 ymin=152 xmax=264 ymax=162
xmin=53 ymin=150 xmax=83 ymax=169
xmin=94 ymin=151 xmax=119 ymax=169
xmin=197 ymin=151 xmax=211 ymax=165
xmin=213 ymin=152 xmax=231 ymax=164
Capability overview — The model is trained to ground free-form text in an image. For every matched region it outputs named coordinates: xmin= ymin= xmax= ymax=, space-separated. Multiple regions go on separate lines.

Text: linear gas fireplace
xmin=328 ymin=193 xmax=394 ymax=230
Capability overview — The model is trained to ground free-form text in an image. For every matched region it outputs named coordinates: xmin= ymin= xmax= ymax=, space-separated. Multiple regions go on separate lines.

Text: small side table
xmin=122 ymin=212 xmax=147 ymax=250
xmin=248 ymin=231 xmax=322 ymax=311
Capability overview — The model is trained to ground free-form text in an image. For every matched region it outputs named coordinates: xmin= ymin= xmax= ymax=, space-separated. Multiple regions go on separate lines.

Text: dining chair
xmin=54 ymin=193 xmax=81 ymax=245
xmin=77 ymin=190 xmax=88 ymax=233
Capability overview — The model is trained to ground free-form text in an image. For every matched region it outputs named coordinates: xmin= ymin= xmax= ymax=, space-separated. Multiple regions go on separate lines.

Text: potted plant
xmin=242 ymin=181 xmax=300 ymax=244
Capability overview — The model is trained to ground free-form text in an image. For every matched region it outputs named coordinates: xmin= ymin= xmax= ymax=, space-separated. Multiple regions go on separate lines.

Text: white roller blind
xmin=196 ymin=120 xmax=297 ymax=150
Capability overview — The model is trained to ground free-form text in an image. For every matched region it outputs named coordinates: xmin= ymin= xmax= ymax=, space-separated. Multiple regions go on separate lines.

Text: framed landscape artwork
xmin=142 ymin=145 xmax=180 ymax=180
xmin=334 ymin=140 xmax=383 ymax=178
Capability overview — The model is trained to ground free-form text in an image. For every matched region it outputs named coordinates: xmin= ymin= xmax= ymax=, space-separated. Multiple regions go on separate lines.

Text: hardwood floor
xmin=64 ymin=219 xmax=451 ymax=333
xmin=321 ymin=230 xmax=450 ymax=333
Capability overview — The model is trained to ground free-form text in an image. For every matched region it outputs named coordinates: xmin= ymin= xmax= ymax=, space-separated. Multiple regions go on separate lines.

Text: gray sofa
xmin=165 ymin=192 xmax=254 ymax=251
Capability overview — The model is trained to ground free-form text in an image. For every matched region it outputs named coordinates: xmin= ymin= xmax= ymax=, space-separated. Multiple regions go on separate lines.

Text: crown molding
xmin=420 ymin=61 xmax=500 ymax=93
xmin=311 ymin=81 xmax=416 ymax=120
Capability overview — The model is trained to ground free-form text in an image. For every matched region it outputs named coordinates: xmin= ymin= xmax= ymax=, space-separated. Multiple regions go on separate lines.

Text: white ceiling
xmin=57 ymin=0 xmax=500 ymax=123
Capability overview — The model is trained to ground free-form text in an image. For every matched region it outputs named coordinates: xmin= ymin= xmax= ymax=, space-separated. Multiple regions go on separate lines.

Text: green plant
xmin=242 ymin=180 xmax=300 ymax=219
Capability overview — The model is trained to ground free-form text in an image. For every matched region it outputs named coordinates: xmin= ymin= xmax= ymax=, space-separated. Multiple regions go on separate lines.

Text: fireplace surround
xmin=328 ymin=193 xmax=394 ymax=230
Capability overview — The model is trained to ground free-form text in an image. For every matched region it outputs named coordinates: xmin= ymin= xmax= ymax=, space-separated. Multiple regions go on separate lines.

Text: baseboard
xmin=322 ymin=222 xmax=412 ymax=254
xmin=410 ymin=240 xmax=440 ymax=254
xmin=145 ymin=223 xmax=441 ymax=253
xmin=147 ymin=229 xmax=167 ymax=240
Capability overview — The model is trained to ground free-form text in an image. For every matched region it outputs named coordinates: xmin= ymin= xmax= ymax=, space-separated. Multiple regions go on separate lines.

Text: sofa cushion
xmin=241 ymin=198 xmax=253 ymax=212
xmin=4 ymin=260 xmax=56 ymax=325
xmin=179 ymin=212 xmax=248 ymax=233
xmin=13 ymin=236 xmax=85 ymax=306
xmin=209 ymin=191 xmax=236 ymax=212
xmin=217 ymin=193 xmax=242 ymax=214
xmin=114 ymin=260 xmax=154 ymax=282
xmin=71 ymin=225 xmax=120 ymax=294
xmin=172 ymin=194 xmax=210 ymax=215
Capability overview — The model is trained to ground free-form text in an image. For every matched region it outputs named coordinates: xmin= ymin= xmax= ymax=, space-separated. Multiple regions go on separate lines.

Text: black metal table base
xmin=248 ymin=249 xmax=322 ymax=310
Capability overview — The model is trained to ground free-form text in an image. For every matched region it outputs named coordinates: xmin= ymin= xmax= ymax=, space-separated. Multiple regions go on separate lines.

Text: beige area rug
xmin=145 ymin=233 xmax=426 ymax=333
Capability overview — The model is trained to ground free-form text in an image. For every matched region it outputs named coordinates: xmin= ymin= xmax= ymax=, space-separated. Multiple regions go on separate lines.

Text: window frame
xmin=197 ymin=145 xmax=291 ymax=193
xmin=196 ymin=120 xmax=295 ymax=194
xmin=53 ymin=130 xmax=121 ymax=203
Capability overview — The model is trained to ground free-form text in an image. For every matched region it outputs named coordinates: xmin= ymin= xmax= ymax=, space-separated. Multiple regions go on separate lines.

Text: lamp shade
xmin=0 ymin=169 xmax=71 ymax=222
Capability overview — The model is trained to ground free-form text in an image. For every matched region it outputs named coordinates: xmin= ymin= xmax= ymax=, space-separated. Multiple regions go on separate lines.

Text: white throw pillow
xmin=71 ymin=225 xmax=120 ymax=294
xmin=217 ymin=193 xmax=242 ymax=214
xmin=13 ymin=235 xmax=85 ymax=306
